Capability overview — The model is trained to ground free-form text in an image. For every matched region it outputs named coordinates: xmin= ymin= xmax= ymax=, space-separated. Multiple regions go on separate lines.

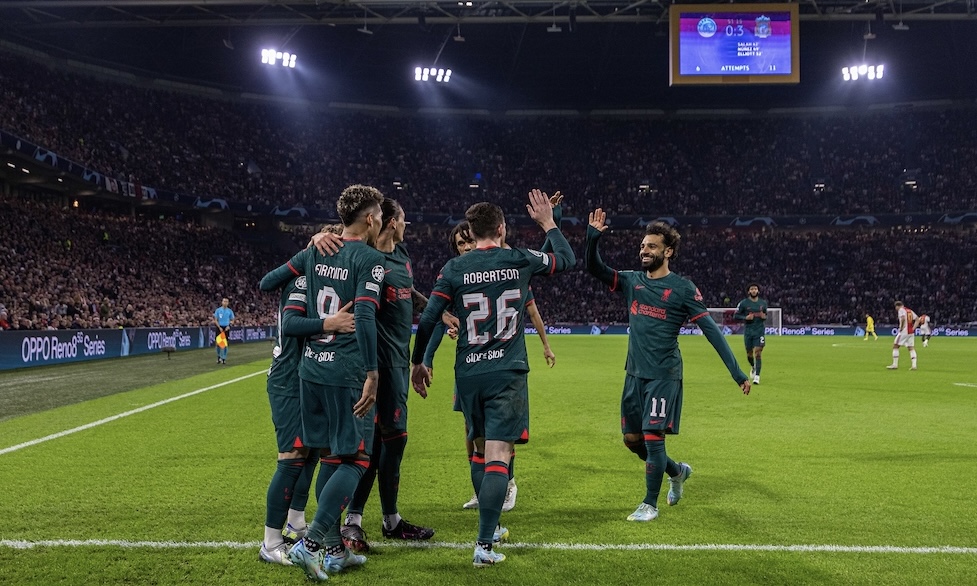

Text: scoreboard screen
xmin=669 ymin=3 xmax=800 ymax=86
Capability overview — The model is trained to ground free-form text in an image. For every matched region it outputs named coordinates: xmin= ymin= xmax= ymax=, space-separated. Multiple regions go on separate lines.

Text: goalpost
xmin=706 ymin=307 xmax=783 ymax=336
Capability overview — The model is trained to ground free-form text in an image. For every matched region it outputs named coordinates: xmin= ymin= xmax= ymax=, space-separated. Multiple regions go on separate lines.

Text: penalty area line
xmin=0 ymin=371 xmax=265 ymax=457
xmin=2 ymin=539 xmax=976 ymax=555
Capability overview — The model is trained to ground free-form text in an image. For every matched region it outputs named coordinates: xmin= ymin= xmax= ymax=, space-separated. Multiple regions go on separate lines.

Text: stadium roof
xmin=1 ymin=0 xmax=975 ymax=27
xmin=2 ymin=1 xmax=976 ymax=110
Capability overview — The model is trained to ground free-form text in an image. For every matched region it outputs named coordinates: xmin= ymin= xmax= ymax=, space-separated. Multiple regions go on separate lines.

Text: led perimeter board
xmin=669 ymin=3 xmax=800 ymax=86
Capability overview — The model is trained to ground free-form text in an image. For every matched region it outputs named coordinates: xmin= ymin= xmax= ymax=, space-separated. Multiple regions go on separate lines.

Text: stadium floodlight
xmin=261 ymin=49 xmax=297 ymax=68
xmin=413 ymin=66 xmax=453 ymax=83
xmin=842 ymin=64 xmax=883 ymax=82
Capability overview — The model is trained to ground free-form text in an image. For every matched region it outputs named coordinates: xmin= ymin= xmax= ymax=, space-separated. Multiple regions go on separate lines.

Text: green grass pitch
xmin=1 ymin=335 xmax=976 ymax=585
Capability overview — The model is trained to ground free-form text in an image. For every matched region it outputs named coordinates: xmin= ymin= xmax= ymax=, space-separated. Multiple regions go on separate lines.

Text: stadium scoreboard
xmin=669 ymin=3 xmax=800 ymax=86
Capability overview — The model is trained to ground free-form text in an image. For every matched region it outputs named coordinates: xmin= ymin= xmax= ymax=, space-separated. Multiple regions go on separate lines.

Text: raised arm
xmin=584 ymin=208 xmax=618 ymax=289
xmin=538 ymin=192 xmax=564 ymax=254
xmin=527 ymin=189 xmax=575 ymax=272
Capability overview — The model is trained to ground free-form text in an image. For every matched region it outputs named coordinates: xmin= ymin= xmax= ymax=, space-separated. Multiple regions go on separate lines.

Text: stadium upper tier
xmin=2 ymin=52 xmax=976 ymax=219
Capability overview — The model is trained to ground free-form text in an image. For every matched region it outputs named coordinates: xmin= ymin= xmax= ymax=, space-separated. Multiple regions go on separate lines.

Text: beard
xmin=641 ymin=253 xmax=665 ymax=273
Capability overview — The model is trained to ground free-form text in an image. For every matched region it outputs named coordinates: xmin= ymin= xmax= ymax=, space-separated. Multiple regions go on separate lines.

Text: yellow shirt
xmin=866 ymin=316 xmax=875 ymax=331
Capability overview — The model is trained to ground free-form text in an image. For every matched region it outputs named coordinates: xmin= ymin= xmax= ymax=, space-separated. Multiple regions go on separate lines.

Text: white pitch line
xmin=953 ymin=383 xmax=977 ymax=388
xmin=1 ymin=539 xmax=976 ymax=555
xmin=0 ymin=371 xmax=265 ymax=456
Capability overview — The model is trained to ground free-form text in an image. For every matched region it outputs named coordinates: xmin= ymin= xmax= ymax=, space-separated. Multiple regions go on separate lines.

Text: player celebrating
xmin=887 ymin=300 xmax=918 ymax=370
xmin=410 ymin=190 xmax=575 ymax=568
xmin=427 ymin=216 xmax=559 ymax=513
xmin=262 ymin=184 xmax=386 ymax=581
xmin=733 ymin=284 xmax=768 ymax=385
xmin=257 ymin=275 xmax=355 ymax=566
xmin=584 ymin=209 xmax=750 ymax=523
xmin=864 ymin=313 xmax=878 ymax=341
xmin=341 ymin=198 xmax=436 ymax=552
xmin=915 ymin=313 xmax=933 ymax=347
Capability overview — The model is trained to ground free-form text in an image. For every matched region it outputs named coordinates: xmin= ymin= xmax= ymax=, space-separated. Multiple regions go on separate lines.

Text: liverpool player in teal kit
xmin=257 ymin=275 xmax=355 ymax=566
xmin=733 ymin=284 xmax=768 ymax=384
xmin=261 ymin=184 xmax=387 ymax=581
xmin=410 ymin=189 xmax=575 ymax=567
xmin=341 ymin=198 xmax=436 ymax=552
xmin=585 ymin=209 xmax=750 ymax=522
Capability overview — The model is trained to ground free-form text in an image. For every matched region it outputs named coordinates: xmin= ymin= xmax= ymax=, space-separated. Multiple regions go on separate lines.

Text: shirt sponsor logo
xmin=304 ymin=346 xmax=336 ymax=362
xmin=630 ymin=301 xmax=667 ymax=320
xmin=385 ymin=286 xmax=412 ymax=302
xmin=465 ymin=348 xmax=506 ymax=364
xmin=366 ymin=282 xmax=381 ymax=293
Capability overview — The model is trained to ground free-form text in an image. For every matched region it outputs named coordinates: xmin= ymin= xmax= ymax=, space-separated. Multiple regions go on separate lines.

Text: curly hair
xmin=336 ymin=184 xmax=384 ymax=227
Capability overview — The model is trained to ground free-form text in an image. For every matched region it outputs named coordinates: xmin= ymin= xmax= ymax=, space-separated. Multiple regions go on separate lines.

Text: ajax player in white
xmin=915 ymin=313 xmax=933 ymax=347
xmin=887 ymin=301 xmax=918 ymax=370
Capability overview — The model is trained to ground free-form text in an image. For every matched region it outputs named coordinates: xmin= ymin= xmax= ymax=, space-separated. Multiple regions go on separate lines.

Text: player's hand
xmin=447 ymin=327 xmax=459 ymax=340
xmin=527 ymin=188 xmax=557 ymax=231
xmin=549 ymin=191 xmax=564 ymax=208
xmin=322 ymin=301 xmax=355 ymax=334
xmin=353 ymin=372 xmax=378 ymax=417
xmin=740 ymin=380 xmax=751 ymax=395
xmin=442 ymin=311 xmax=460 ymax=331
xmin=757 ymin=312 xmax=767 ymax=319
xmin=588 ymin=208 xmax=609 ymax=232
xmin=410 ymin=363 xmax=432 ymax=398
xmin=309 ymin=231 xmax=344 ymax=256
xmin=543 ymin=346 xmax=556 ymax=368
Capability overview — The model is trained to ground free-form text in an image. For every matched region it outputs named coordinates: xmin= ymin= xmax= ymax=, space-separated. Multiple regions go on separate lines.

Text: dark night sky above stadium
xmin=4 ymin=18 xmax=976 ymax=110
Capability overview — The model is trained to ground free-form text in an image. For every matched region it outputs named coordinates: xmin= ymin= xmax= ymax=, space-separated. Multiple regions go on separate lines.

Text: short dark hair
xmin=465 ymin=202 xmax=505 ymax=240
xmin=337 ymin=184 xmax=384 ymax=227
xmin=645 ymin=221 xmax=681 ymax=260
xmin=380 ymin=198 xmax=403 ymax=230
xmin=748 ymin=283 xmax=760 ymax=290
xmin=449 ymin=221 xmax=473 ymax=255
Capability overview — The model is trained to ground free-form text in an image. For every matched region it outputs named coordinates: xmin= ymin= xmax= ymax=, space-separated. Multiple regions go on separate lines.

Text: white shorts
xmin=894 ymin=332 xmax=916 ymax=347
xmin=918 ymin=325 xmax=932 ymax=335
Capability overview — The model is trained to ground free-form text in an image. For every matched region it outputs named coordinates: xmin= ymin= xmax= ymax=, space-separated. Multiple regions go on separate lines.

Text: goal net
xmin=706 ymin=307 xmax=783 ymax=336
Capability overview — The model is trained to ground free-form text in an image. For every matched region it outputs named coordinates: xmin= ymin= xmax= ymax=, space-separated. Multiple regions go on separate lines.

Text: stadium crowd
xmin=3 ymin=51 xmax=977 ymax=219
xmin=0 ymin=196 xmax=282 ymax=331
xmin=2 ymin=194 xmax=974 ymax=331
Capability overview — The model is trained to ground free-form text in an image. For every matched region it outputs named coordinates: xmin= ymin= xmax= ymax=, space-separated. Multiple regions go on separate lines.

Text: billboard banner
xmin=0 ymin=326 xmax=277 ymax=371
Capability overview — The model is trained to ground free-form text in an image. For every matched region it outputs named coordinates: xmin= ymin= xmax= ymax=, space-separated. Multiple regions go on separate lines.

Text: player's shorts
xmin=621 ymin=374 xmax=684 ymax=436
xmin=299 ymin=378 xmax=375 ymax=457
xmin=452 ymin=382 xmax=462 ymax=413
xmin=894 ymin=332 xmax=916 ymax=347
xmin=918 ymin=325 xmax=932 ymax=335
xmin=744 ymin=332 xmax=766 ymax=350
xmin=376 ymin=367 xmax=409 ymax=435
xmin=455 ymin=371 xmax=529 ymax=444
xmin=267 ymin=385 xmax=305 ymax=453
